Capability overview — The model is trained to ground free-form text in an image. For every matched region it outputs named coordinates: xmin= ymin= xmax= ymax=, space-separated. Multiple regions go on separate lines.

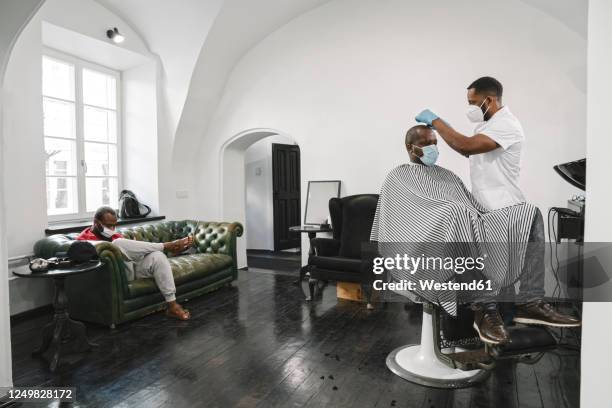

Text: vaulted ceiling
xmin=94 ymin=0 xmax=586 ymax=163
xmin=95 ymin=0 xmax=331 ymax=158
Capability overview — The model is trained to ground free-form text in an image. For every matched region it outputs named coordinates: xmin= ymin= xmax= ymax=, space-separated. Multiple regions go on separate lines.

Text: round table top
xmin=289 ymin=225 xmax=332 ymax=233
xmin=13 ymin=260 xmax=103 ymax=279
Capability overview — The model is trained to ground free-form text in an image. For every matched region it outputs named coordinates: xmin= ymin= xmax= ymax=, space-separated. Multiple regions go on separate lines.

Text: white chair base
xmin=386 ymin=309 xmax=489 ymax=388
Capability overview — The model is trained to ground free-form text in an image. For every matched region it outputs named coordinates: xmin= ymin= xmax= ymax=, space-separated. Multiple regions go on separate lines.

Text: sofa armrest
xmin=225 ymin=222 xmax=244 ymax=239
xmin=95 ymin=241 xmax=130 ymax=288
xmin=65 ymin=243 xmax=127 ymax=327
xmin=222 ymin=222 xmax=243 ymax=280
xmin=33 ymin=234 xmax=73 ymax=258
xmin=193 ymin=221 xmax=243 ymax=280
xmin=194 ymin=221 xmax=243 ymax=254
xmin=310 ymin=238 xmax=341 ymax=257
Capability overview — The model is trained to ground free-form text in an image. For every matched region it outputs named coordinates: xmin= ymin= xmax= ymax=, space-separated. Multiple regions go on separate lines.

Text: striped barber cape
xmin=370 ymin=164 xmax=537 ymax=316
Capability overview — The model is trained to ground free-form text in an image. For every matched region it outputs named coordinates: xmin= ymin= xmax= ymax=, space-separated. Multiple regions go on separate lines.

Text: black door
xmin=272 ymin=143 xmax=301 ymax=250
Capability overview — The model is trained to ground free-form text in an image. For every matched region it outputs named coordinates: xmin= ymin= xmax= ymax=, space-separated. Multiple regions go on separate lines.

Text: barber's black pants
xmin=475 ymin=209 xmax=546 ymax=306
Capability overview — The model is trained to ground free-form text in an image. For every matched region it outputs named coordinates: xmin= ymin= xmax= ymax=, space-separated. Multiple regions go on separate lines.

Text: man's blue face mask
xmin=416 ymin=144 xmax=439 ymax=166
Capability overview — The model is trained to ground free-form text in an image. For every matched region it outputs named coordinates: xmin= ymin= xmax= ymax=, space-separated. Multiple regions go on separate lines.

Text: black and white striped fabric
xmin=370 ymin=164 xmax=537 ymax=315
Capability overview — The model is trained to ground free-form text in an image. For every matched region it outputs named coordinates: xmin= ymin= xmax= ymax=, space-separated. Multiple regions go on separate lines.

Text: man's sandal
xmin=166 ymin=308 xmax=191 ymax=321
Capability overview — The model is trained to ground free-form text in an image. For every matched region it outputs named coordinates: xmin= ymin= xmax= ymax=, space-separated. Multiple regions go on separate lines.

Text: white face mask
xmin=417 ymin=144 xmax=439 ymax=166
xmin=100 ymin=226 xmax=115 ymax=238
xmin=466 ymin=98 xmax=490 ymax=123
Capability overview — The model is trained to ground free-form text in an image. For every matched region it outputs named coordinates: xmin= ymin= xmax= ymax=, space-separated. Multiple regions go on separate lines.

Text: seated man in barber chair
xmin=372 ymin=125 xmax=580 ymax=346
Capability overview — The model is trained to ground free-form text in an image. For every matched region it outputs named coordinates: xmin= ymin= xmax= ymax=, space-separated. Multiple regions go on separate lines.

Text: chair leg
xmin=295 ymin=265 xmax=309 ymax=285
xmin=362 ymin=283 xmax=374 ymax=310
xmin=307 ymin=278 xmax=318 ymax=301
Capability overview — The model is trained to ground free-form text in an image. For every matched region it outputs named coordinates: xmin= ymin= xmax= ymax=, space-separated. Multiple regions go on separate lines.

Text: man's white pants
xmin=112 ymin=238 xmax=177 ymax=302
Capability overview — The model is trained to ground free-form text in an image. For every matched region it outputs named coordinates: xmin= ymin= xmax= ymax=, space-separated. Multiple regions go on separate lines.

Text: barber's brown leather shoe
xmin=513 ymin=300 xmax=581 ymax=327
xmin=472 ymin=307 xmax=510 ymax=345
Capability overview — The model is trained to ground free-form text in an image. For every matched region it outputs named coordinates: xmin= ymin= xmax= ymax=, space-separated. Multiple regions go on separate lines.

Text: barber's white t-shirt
xmin=469 ymin=106 xmax=525 ymax=210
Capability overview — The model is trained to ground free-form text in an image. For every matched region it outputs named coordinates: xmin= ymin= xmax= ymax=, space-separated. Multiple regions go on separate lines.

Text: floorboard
xmin=10 ymin=257 xmax=581 ymax=408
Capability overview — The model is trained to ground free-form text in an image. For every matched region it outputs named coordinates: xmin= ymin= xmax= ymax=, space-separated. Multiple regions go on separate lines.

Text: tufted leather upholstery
xmin=118 ymin=220 xmax=242 ymax=257
xmin=33 ymin=220 xmax=244 ymax=327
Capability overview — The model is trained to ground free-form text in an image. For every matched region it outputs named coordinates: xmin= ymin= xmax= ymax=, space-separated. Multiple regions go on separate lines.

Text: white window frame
xmin=43 ymin=48 xmax=123 ymax=223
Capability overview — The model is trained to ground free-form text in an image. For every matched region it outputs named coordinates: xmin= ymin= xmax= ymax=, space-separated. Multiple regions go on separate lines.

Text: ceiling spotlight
xmin=106 ymin=27 xmax=124 ymax=44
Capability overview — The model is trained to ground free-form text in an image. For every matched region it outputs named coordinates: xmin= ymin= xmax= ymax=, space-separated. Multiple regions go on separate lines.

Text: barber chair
xmin=359 ymin=236 xmax=560 ymax=388
xmin=306 ymin=194 xmax=379 ymax=308
xmin=386 ymin=302 xmax=558 ymax=388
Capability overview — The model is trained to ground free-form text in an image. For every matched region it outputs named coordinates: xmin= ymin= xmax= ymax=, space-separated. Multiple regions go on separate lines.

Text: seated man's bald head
xmin=405 ymin=125 xmax=438 ymax=165
xmin=405 ymin=125 xmax=433 ymax=147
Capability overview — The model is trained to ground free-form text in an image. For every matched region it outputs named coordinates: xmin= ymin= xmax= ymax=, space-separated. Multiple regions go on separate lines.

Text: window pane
xmin=84 ymin=106 xmax=116 ymax=142
xmin=44 ymin=137 xmax=77 ymax=176
xmin=83 ymin=69 xmax=116 ymax=109
xmin=42 ymin=56 xmax=75 ymax=100
xmin=84 ymin=142 xmax=117 ymax=176
xmin=46 ymin=176 xmax=78 ymax=215
xmin=43 ymin=98 xmax=75 ymax=139
xmin=86 ymin=177 xmax=118 ymax=212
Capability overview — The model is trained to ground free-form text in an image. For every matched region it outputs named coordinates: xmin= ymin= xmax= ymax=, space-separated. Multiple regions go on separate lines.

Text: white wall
xmin=245 ymin=134 xmax=295 ymax=250
xmin=0 ymin=0 xmax=47 ymax=391
xmin=40 ymin=0 xmax=149 ymax=55
xmin=96 ymin=0 xmax=224 ymax=143
xmin=2 ymin=8 xmax=53 ymax=316
xmin=94 ymin=0 xmax=227 ymax=220
xmin=3 ymin=14 xmax=46 ymax=258
xmin=8 ymin=265 xmax=53 ymax=315
xmin=194 ymin=0 xmax=587 ymax=266
xmin=167 ymin=0 xmax=331 ymax=220
xmin=581 ymin=0 xmax=612 ymax=406
xmin=123 ymin=62 xmax=159 ymax=214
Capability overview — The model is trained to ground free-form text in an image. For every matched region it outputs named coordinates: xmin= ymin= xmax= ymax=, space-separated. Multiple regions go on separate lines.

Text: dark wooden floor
xmin=10 ymin=264 xmax=581 ymax=408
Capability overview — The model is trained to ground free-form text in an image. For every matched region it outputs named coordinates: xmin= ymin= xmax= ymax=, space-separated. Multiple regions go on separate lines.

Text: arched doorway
xmin=219 ymin=129 xmax=300 ymax=269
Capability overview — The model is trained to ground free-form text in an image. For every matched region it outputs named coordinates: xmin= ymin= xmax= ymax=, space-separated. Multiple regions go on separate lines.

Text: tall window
xmin=42 ymin=50 xmax=121 ymax=220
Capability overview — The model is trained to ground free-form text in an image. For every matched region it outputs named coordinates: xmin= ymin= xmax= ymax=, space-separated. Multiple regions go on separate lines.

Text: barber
xmin=414 ymin=76 xmax=525 ymax=211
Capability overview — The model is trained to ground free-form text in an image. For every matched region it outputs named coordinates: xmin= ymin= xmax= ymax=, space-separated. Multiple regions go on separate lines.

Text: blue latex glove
xmin=415 ymin=109 xmax=439 ymax=127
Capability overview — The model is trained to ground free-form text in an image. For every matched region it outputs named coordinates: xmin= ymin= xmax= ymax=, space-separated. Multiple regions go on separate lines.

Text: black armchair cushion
xmin=337 ymin=195 xmax=378 ymax=258
xmin=310 ymin=256 xmax=362 ymax=273
xmin=311 ymin=238 xmax=340 ymax=257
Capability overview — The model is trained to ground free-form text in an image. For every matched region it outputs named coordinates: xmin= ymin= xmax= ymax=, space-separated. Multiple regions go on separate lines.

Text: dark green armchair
xmin=33 ymin=220 xmax=244 ymax=327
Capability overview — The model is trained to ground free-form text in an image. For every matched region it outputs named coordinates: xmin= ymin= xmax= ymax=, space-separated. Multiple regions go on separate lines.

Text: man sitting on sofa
xmin=76 ymin=206 xmax=193 ymax=321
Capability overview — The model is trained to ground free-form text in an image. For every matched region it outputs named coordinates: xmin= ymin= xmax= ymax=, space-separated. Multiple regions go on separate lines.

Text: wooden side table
xmin=13 ymin=260 xmax=102 ymax=372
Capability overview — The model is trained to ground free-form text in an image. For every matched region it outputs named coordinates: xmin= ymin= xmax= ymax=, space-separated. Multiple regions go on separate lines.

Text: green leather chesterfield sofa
xmin=33 ymin=220 xmax=243 ymax=327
